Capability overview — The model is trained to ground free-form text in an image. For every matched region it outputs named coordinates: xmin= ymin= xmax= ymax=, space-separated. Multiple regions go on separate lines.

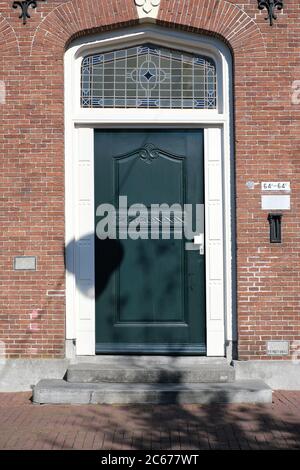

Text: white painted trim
xmin=64 ymin=26 xmax=234 ymax=357
xmin=74 ymin=128 xmax=95 ymax=355
xmin=72 ymin=110 xmax=226 ymax=125
xmin=204 ymin=127 xmax=225 ymax=356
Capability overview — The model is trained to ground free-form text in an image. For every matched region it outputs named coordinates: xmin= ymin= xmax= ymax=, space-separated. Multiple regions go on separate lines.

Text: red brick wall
xmin=0 ymin=0 xmax=299 ymax=360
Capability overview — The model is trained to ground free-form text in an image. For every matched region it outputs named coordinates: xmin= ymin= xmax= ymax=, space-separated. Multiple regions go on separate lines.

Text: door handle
xmin=185 ymin=234 xmax=205 ymax=254
xmin=193 ymin=234 xmax=205 ymax=255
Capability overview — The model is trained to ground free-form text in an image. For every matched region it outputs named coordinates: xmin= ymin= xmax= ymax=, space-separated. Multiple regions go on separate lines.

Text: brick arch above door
xmin=30 ymin=0 xmax=266 ymax=59
xmin=158 ymin=0 xmax=266 ymax=57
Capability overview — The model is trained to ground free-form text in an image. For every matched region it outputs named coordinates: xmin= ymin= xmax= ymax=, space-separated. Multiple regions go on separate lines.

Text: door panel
xmin=94 ymin=129 xmax=206 ymax=354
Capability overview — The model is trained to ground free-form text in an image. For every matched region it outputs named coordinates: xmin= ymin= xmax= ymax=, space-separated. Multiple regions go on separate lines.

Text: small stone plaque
xmin=14 ymin=256 xmax=37 ymax=271
xmin=267 ymin=340 xmax=289 ymax=356
xmin=261 ymin=195 xmax=290 ymax=210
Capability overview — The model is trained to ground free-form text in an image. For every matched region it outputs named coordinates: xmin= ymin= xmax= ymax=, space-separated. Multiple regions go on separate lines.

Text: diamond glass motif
xmin=144 ymin=71 xmax=154 ymax=80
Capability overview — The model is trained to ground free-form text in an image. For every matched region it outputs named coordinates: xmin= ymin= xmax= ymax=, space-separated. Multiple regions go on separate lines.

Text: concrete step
xmin=33 ymin=379 xmax=272 ymax=405
xmin=73 ymin=355 xmax=230 ymax=367
xmin=67 ymin=362 xmax=235 ymax=384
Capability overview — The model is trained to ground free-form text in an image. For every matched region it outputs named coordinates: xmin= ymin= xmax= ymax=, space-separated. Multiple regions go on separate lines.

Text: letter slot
xmin=268 ymin=213 xmax=282 ymax=243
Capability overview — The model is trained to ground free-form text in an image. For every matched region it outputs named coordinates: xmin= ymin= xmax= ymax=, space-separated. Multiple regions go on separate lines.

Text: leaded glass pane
xmin=81 ymin=44 xmax=217 ymax=109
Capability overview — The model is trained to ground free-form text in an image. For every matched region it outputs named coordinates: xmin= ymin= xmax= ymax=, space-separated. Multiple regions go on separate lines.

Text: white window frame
xmin=64 ymin=25 xmax=234 ymax=356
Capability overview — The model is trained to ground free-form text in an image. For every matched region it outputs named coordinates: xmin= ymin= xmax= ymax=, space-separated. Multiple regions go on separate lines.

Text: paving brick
xmin=1 ymin=391 xmax=298 ymax=449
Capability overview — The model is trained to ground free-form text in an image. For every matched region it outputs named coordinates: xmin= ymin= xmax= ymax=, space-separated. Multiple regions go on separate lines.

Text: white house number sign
xmin=261 ymin=182 xmax=291 ymax=191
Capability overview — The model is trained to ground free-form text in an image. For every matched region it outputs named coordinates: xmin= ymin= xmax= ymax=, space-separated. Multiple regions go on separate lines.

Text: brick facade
xmin=0 ymin=0 xmax=299 ymax=360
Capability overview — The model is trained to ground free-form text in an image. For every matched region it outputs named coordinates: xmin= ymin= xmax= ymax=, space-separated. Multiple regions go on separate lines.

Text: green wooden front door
xmin=94 ymin=129 xmax=206 ymax=354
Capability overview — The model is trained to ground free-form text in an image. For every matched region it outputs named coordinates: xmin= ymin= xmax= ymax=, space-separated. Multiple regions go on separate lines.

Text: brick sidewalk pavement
xmin=0 ymin=391 xmax=299 ymax=450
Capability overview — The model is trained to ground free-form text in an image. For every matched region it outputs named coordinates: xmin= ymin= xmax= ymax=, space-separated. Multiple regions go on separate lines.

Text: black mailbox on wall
xmin=268 ymin=213 xmax=282 ymax=243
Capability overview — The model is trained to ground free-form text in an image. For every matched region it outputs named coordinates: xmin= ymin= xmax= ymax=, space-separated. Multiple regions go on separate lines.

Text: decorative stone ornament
xmin=135 ymin=0 xmax=160 ymax=19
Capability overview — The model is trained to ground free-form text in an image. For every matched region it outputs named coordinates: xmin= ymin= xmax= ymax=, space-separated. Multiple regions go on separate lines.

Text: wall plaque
xmin=14 ymin=256 xmax=37 ymax=271
xmin=261 ymin=195 xmax=290 ymax=210
xmin=267 ymin=340 xmax=289 ymax=356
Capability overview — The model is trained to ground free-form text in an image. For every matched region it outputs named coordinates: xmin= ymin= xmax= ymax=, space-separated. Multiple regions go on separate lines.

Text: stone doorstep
xmin=72 ymin=356 xmax=230 ymax=366
xmin=66 ymin=362 xmax=236 ymax=383
xmin=33 ymin=379 xmax=272 ymax=405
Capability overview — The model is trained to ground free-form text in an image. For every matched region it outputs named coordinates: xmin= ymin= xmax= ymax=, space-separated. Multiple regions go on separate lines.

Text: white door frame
xmin=64 ymin=25 xmax=234 ymax=357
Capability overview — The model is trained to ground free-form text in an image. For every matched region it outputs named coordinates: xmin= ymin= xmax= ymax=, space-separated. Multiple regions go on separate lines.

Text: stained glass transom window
xmin=81 ymin=44 xmax=217 ymax=109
